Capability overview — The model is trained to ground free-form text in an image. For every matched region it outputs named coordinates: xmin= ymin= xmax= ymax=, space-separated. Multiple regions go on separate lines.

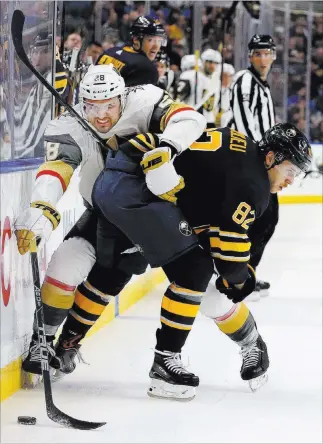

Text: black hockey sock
xmin=60 ymin=280 xmax=111 ymax=344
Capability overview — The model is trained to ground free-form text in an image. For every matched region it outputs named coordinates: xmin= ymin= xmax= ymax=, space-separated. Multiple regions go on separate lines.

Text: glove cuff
xmin=30 ymin=201 xmax=61 ymax=230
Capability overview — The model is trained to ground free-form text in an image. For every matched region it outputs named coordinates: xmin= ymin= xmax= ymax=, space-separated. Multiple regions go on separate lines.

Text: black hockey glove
xmin=215 ymin=265 xmax=256 ymax=303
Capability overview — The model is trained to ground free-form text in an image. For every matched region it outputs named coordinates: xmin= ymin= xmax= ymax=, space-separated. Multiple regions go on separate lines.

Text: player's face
xmin=31 ymin=46 xmax=51 ymax=73
xmin=142 ymin=36 xmax=164 ymax=61
xmin=156 ymin=61 xmax=166 ymax=77
xmin=86 ymin=44 xmax=103 ymax=64
xmin=84 ymin=97 xmax=121 ymax=133
xmin=204 ymin=60 xmax=217 ymax=75
xmin=249 ymin=49 xmax=275 ymax=80
xmin=222 ymin=72 xmax=233 ymax=88
xmin=268 ymin=159 xmax=302 ymax=193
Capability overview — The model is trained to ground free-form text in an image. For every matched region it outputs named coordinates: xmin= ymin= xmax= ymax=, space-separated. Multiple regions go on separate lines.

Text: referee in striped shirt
xmin=229 ymin=34 xmax=278 ymax=299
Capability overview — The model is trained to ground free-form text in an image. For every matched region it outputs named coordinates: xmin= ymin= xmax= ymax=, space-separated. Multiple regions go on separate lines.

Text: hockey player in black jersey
xmin=92 ymin=123 xmax=312 ymax=398
xmin=96 ymin=16 xmax=166 ymax=86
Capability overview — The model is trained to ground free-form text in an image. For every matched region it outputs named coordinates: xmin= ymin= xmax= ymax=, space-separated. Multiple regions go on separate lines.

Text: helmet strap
xmin=132 ymin=36 xmax=143 ymax=52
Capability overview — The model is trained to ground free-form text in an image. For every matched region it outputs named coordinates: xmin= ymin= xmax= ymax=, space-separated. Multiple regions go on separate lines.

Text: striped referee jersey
xmin=14 ymin=58 xmax=67 ymax=158
xmin=229 ymin=66 xmax=275 ymax=141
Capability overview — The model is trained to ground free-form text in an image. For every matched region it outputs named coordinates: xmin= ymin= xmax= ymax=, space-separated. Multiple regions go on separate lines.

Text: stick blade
xmin=48 ymin=405 xmax=106 ymax=430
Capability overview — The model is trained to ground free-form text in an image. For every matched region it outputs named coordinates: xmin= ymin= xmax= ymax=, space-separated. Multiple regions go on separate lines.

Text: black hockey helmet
xmin=248 ymin=34 xmax=276 ymax=51
xmin=258 ymin=123 xmax=312 ymax=174
xmin=155 ymin=49 xmax=169 ymax=66
xmin=130 ymin=16 xmax=167 ymax=41
xmin=33 ymin=32 xmax=52 ymax=48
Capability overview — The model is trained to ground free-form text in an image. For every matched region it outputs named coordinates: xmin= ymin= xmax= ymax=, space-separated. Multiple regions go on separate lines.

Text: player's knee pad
xmin=163 ymin=246 xmax=214 ymax=292
xmin=199 ymin=281 xmax=235 ymax=319
xmin=46 ymin=237 xmax=96 ymax=286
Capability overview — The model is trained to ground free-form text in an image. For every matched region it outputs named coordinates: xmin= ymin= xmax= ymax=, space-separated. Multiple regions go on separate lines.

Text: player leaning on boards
xmin=229 ymin=34 xmax=278 ymax=300
xmin=91 ymin=123 xmax=312 ymax=399
xmin=96 ymin=16 xmax=166 ymax=86
xmin=15 ymin=64 xmax=206 ymax=383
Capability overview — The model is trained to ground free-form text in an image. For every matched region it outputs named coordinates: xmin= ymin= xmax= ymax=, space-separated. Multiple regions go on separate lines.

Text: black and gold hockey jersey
xmin=117 ymin=126 xmax=270 ymax=284
xmin=174 ymin=127 xmax=270 ymax=284
xmin=96 ymin=46 xmax=158 ymax=87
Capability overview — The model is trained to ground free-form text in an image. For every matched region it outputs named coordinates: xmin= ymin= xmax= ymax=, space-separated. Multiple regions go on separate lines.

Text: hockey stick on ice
xmin=30 ymin=240 xmax=106 ymax=430
xmin=11 ymin=10 xmax=112 ymax=153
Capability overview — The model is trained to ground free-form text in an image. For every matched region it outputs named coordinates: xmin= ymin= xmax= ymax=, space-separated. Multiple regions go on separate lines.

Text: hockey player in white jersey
xmin=15 ymin=64 xmax=206 ymax=382
xmin=219 ymin=63 xmax=235 ymax=127
xmin=200 ymin=48 xmax=222 ymax=127
xmin=175 ymin=54 xmax=215 ymax=126
xmin=176 ymin=54 xmax=206 ymax=106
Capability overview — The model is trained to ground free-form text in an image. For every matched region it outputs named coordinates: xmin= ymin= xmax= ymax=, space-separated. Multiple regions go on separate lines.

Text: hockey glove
xmin=140 ymin=146 xmax=184 ymax=204
xmin=15 ymin=201 xmax=61 ymax=255
xmin=215 ymin=264 xmax=256 ymax=303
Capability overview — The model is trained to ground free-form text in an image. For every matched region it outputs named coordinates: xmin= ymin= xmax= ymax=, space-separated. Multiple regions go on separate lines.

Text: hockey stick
xmin=11 ymin=10 xmax=111 ymax=153
xmin=30 ymin=240 xmax=106 ymax=430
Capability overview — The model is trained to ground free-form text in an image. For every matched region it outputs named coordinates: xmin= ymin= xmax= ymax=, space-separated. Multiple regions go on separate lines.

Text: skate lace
xmin=240 ymin=342 xmax=262 ymax=369
xmin=162 ymin=352 xmax=190 ymax=375
xmin=70 ymin=347 xmax=88 ymax=366
xmin=29 ymin=341 xmax=56 ymax=363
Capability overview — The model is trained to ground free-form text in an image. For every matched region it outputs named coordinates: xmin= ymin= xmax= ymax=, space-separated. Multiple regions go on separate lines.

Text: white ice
xmin=1 ymin=204 xmax=322 ymax=444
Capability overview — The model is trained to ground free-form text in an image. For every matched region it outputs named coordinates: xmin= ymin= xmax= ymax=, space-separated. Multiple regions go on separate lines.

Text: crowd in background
xmin=0 ymin=1 xmax=322 ymax=161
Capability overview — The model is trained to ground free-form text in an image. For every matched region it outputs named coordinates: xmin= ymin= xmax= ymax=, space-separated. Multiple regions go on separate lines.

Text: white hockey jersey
xmin=176 ymin=69 xmax=220 ymax=125
xmin=32 ymin=84 xmax=206 ymax=207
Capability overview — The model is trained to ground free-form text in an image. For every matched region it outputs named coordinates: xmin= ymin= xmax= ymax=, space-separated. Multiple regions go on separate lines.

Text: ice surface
xmin=1 ymin=204 xmax=322 ymax=443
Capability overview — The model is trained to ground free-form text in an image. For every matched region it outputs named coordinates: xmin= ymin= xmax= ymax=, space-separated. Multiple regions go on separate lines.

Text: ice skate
xmin=50 ymin=334 xmax=85 ymax=381
xmin=22 ymin=333 xmax=60 ymax=388
xmin=240 ymin=335 xmax=269 ymax=392
xmin=147 ymin=350 xmax=199 ymax=401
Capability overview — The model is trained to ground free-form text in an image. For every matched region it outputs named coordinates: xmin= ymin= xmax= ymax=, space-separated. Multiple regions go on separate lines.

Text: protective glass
xmin=83 ymin=99 xmax=119 ymax=118
xmin=146 ymin=35 xmax=167 ymax=47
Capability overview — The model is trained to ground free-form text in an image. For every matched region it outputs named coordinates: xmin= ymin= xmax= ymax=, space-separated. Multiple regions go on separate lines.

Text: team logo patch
xmin=286 ymin=128 xmax=296 ymax=138
xmin=179 ymin=221 xmax=192 ymax=236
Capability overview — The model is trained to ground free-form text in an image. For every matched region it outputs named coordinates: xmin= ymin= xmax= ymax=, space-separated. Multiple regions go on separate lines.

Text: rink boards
xmin=0 ymin=143 xmax=321 ymax=401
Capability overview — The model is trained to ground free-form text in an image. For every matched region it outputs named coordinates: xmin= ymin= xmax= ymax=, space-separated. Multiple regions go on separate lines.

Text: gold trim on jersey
xmin=36 ymin=160 xmax=74 ymax=192
xmin=210 ymin=226 xmax=251 ymax=262
xmin=210 ymin=237 xmax=251 ymax=253
xmin=129 ymin=133 xmax=157 ymax=153
xmin=210 ymin=226 xmax=249 ymax=239
xmin=123 ymin=46 xmax=137 ymax=53
xmin=211 ymin=252 xmax=250 ymax=262
xmin=55 ymin=75 xmax=68 ymax=93
xmin=98 ymin=54 xmax=125 ymax=72
xmin=160 ymin=103 xmax=194 ymax=131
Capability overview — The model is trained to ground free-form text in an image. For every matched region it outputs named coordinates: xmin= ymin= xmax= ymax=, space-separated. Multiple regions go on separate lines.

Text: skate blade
xmin=22 ymin=371 xmax=43 ymax=389
xmin=147 ymin=378 xmax=196 ymax=402
xmin=248 ymin=372 xmax=268 ymax=392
